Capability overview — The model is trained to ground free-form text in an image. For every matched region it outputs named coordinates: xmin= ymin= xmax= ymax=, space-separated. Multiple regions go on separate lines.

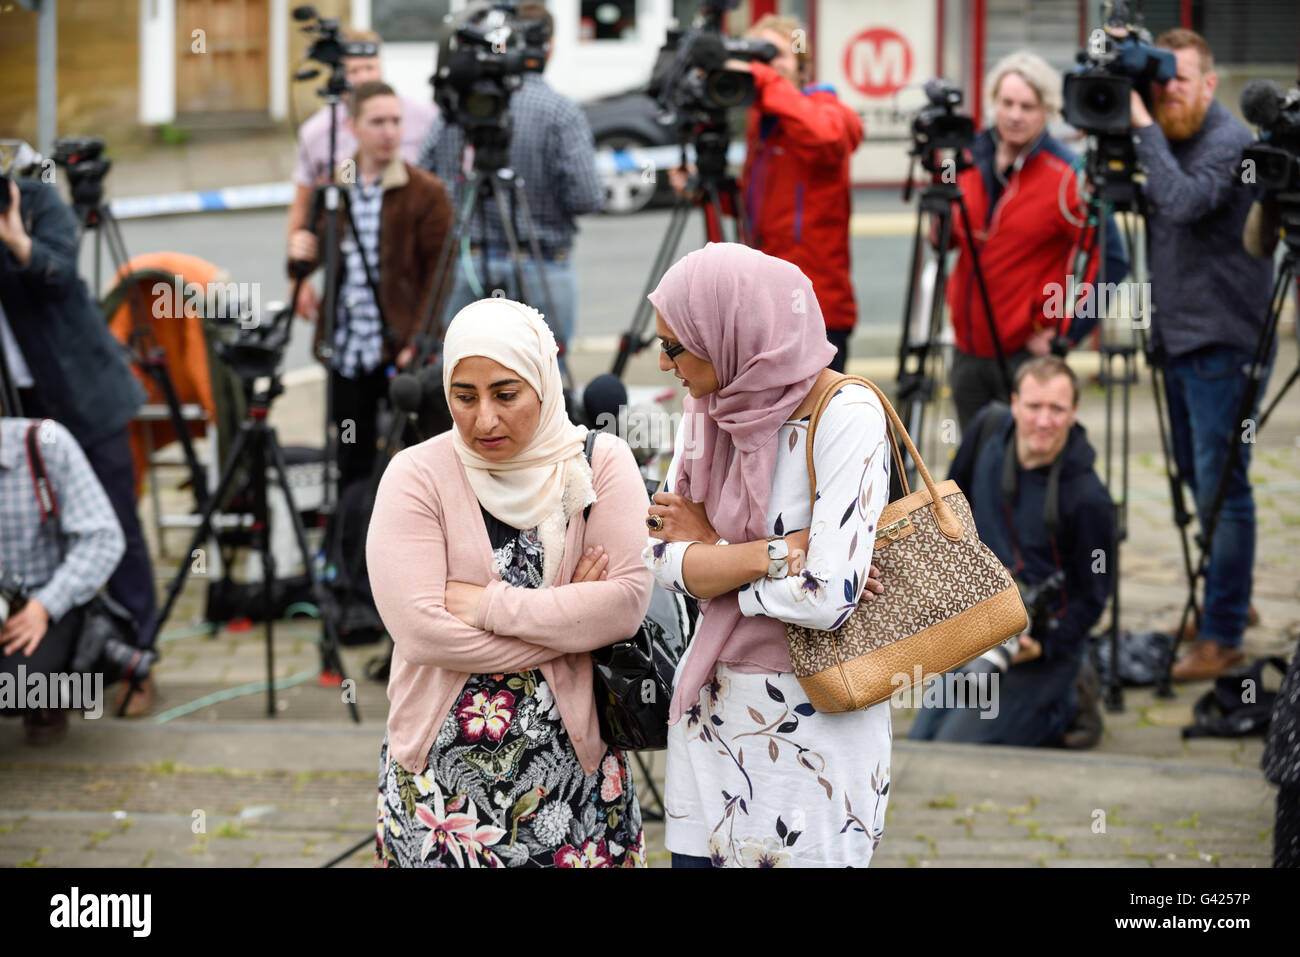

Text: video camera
xmin=50 ymin=136 xmax=112 ymax=213
xmin=432 ymin=2 xmax=548 ymax=149
xmin=293 ymin=4 xmax=379 ymax=97
xmin=907 ymin=79 xmax=975 ymax=177
xmin=1063 ymin=0 xmax=1174 ymax=135
xmin=959 ymin=571 xmax=1066 ymax=675
xmin=650 ymin=0 xmax=776 ymax=127
xmin=1240 ymin=79 xmax=1300 ymax=192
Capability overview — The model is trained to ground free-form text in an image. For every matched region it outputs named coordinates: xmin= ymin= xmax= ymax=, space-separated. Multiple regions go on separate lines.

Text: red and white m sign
xmin=844 ymin=27 xmax=913 ymax=98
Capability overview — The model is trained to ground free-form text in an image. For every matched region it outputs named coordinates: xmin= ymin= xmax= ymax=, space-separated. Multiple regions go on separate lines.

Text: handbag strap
xmin=804 ymin=374 xmax=963 ymax=541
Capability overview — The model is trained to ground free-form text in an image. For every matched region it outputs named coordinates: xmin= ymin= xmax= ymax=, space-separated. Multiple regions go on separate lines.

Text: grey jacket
xmin=1134 ymin=99 xmax=1273 ymax=359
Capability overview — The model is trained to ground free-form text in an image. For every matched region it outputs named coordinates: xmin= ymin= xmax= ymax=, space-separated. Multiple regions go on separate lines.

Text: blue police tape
xmin=107 ymin=143 xmax=747 ymax=220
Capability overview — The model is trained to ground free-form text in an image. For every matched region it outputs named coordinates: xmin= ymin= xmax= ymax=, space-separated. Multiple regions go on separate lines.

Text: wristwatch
xmin=766 ymin=538 xmax=789 ymax=579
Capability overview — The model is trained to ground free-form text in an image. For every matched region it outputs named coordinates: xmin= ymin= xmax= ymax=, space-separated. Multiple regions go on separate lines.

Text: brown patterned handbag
xmin=785 ymin=375 xmax=1027 ymax=713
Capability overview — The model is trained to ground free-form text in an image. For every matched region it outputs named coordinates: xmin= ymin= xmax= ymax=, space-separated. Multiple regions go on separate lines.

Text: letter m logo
xmin=844 ymin=28 xmax=913 ymax=98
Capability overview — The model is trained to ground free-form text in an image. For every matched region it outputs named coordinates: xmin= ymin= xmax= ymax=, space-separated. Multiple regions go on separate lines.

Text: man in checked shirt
xmin=419 ymin=1 xmax=604 ymax=367
xmin=289 ymin=82 xmax=452 ymax=493
xmin=0 ymin=417 xmax=125 ymax=745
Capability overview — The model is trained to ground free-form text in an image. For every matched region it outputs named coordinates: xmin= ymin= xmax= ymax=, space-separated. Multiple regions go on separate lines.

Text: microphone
xmin=293 ymin=5 xmax=318 ymax=21
xmin=1241 ymin=79 xmax=1283 ymax=128
xmin=582 ymin=374 xmax=628 ymax=432
xmin=389 ymin=373 xmax=423 ymax=414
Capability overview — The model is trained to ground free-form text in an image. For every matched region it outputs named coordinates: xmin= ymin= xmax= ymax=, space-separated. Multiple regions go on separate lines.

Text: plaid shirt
xmin=418 ymin=73 xmax=605 ymax=255
xmin=333 ymin=175 xmax=386 ymax=379
xmin=0 ymin=418 xmax=124 ymax=623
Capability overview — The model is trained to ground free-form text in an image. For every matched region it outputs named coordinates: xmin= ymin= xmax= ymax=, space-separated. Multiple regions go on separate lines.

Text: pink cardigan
xmin=366 ymin=430 xmax=655 ymax=777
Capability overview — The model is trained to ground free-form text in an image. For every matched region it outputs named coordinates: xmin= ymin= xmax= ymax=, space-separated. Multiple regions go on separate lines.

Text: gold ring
xmin=646 ymin=515 xmax=664 ymax=532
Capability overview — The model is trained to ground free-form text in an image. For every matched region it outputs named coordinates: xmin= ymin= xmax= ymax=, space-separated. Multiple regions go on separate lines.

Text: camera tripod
xmin=611 ymin=125 xmax=748 ymax=377
xmin=151 ymin=318 xmax=360 ymax=722
xmin=895 ymin=150 xmax=1009 ymax=491
xmin=1157 ymin=217 xmax=1294 ymax=696
xmin=288 ymin=69 xmax=393 ymax=528
xmin=69 ymin=164 xmax=211 ymax=512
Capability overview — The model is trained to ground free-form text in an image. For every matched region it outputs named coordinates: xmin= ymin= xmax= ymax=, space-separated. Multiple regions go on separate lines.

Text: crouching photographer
xmin=0 ymin=417 xmax=132 ymax=745
xmin=0 ymin=171 xmax=157 ymax=715
xmin=909 ymin=357 xmax=1114 ymax=747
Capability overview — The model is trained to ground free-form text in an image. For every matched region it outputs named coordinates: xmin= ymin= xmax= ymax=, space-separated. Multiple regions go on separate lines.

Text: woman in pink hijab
xmin=643 ymin=243 xmax=892 ymax=868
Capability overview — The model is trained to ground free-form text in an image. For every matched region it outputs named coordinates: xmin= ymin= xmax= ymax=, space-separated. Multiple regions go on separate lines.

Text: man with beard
xmin=1129 ymin=29 xmax=1273 ymax=681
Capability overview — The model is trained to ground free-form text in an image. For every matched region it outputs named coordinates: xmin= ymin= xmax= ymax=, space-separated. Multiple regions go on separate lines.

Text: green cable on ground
xmin=156 ymin=623 xmax=219 ymax=644
xmin=152 ymin=667 xmax=322 ymax=724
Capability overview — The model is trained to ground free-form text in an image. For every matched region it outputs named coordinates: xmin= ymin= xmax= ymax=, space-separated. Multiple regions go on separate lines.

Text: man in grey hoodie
xmin=1129 ymin=29 xmax=1273 ymax=681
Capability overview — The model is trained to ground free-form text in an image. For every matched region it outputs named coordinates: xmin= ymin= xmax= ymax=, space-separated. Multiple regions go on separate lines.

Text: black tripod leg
xmin=634 ymin=752 xmax=665 ymax=822
xmin=1161 ymin=256 xmax=1289 ymax=692
xmin=153 ymin=422 xmax=255 ymax=633
xmin=266 ymin=424 xmax=361 ymax=723
xmin=955 ymin=195 xmax=1012 ymax=397
xmin=611 ymin=198 xmax=694 ymax=377
xmin=246 ymin=425 xmax=278 ymax=717
xmin=102 ymin=208 xmax=212 ymax=507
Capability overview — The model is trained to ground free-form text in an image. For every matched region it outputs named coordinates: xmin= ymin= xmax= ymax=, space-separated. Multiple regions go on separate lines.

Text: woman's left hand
xmin=444 ymin=581 xmax=486 ymax=627
xmin=646 ymin=492 xmax=717 ymax=543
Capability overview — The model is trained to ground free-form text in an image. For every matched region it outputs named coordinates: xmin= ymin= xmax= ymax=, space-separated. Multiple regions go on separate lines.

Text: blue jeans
xmin=442 ymin=251 xmax=577 ymax=369
xmin=1163 ymin=345 xmax=1272 ymax=648
xmin=907 ymin=654 xmax=1079 ymax=746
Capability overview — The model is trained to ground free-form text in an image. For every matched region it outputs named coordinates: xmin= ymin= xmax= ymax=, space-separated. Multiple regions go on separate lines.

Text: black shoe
xmin=1062 ymin=660 xmax=1103 ymax=750
xmin=23 ymin=708 xmax=68 ymax=746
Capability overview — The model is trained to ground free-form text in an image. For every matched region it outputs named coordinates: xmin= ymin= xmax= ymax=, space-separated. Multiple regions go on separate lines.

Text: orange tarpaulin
xmin=105 ymin=252 xmax=224 ymax=500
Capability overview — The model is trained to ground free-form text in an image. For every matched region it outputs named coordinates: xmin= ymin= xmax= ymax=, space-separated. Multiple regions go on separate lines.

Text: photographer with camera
xmin=944 ymin=51 xmax=1128 ymax=431
xmin=289 ymin=81 xmax=452 ymax=493
xmin=288 ymin=27 xmax=438 ymax=323
xmin=0 ymin=416 xmax=125 ymax=745
xmin=909 ymin=357 xmax=1114 ymax=747
xmin=1127 ymin=30 xmax=1273 ymax=681
xmin=0 ymin=175 xmax=158 ymax=717
xmin=419 ymin=2 xmax=604 ymax=363
xmin=669 ymin=14 xmax=862 ymax=372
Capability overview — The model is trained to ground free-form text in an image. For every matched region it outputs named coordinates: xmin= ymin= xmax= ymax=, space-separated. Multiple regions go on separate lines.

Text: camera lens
xmin=705 ymin=69 xmax=753 ymax=109
xmin=1085 ymin=86 xmax=1116 ymax=115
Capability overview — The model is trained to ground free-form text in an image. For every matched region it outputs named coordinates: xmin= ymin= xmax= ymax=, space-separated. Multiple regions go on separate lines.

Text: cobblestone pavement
xmin=1 ymin=333 xmax=1294 ymax=869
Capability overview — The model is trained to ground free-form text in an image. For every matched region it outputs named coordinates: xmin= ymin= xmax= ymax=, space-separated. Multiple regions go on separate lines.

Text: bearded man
xmin=1129 ymin=29 xmax=1273 ymax=681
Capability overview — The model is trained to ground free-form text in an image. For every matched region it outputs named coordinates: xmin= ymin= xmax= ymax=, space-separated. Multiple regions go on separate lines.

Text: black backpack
xmin=1181 ymin=656 xmax=1289 ymax=739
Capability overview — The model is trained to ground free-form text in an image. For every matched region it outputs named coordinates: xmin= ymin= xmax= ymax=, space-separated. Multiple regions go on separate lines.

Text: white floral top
xmin=645 ymin=383 xmax=895 ymax=867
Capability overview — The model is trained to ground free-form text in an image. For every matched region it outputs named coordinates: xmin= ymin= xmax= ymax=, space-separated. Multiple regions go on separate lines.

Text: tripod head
xmin=293 ymin=5 xmax=377 ymax=101
xmin=213 ymin=302 xmax=294 ymax=409
xmin=51 ymin=136 xmax=112 ymax=228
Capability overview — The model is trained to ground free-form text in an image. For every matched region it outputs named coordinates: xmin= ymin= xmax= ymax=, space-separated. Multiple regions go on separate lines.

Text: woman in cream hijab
xmin=367 ymin=297 xmax=655 ymax=868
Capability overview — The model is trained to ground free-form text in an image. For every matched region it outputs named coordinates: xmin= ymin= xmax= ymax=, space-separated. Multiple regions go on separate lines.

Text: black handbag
xmin=583 ymin=432 xmax=696 ymax=751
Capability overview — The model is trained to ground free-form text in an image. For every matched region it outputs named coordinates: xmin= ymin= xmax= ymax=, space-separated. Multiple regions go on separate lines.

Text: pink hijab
xmin=648 ymin=243 xmax=836 ymax=723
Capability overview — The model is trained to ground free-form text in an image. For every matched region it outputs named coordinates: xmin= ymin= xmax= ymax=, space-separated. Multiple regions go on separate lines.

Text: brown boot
xmin=1174 ymin=605 xmax=1259 ymax=642
xmin=1170 ymin=640 xmax=1245 ymax=682
xmin=113 ymin=676 xmax=156 ymax=717
xmin=23 ymin=708 xmax=69 ymax=746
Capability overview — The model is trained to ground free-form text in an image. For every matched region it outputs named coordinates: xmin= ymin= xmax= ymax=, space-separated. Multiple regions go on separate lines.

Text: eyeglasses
xmin=660 ymin=339 xmax=686 ymax=361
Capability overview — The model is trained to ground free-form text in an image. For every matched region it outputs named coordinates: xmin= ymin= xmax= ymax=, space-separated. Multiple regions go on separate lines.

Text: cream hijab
xmin=442 ymin=298 xmax=595 ymax=587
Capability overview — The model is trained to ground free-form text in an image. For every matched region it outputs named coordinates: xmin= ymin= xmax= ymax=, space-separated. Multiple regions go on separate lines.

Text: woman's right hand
xmin=571 ymin=545 xmax=609 ymax=583
xmin=784 ymin=529 xmax=810 ymax=575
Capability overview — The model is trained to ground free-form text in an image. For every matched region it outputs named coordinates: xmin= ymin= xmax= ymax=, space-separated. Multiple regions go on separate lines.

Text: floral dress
xmin=375 ymin=510 xmax=645 ymax=868
xmin=645 ymin=383 xmax=893 ymax=867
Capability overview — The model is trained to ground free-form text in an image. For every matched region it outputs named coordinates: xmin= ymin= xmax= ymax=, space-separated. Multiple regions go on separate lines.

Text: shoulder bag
xmin=785 ymin=376 xmax=1028 ymax=713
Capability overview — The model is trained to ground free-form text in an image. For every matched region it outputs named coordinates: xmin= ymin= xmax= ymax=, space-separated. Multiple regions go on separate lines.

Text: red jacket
xmin=739 ymin=63 xmax=863 ymax=332
xmin=947 ymin=131 xmax=1127 ymax=357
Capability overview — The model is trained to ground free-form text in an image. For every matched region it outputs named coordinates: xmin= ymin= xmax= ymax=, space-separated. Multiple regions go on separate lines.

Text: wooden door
xmin=176 ymin=0 xmax=270 ymax=115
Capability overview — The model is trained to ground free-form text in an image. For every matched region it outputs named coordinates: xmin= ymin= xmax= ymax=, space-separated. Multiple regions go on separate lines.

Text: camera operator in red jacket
xmin=945 ymin=51 xmax=1129 ymax=430
xmin=671 ymin=14 xmax=863 ymax=371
